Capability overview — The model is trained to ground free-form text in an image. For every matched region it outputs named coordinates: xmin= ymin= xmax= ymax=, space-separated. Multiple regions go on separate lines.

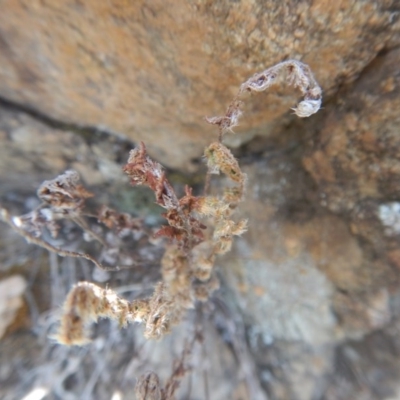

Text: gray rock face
xmin=0 ymin=105 xmax=131 ymax=192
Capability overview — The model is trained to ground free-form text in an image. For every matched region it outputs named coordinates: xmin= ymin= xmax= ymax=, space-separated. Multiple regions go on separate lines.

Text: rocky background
xmin=1 ymin=1 xmax=400 ymax=399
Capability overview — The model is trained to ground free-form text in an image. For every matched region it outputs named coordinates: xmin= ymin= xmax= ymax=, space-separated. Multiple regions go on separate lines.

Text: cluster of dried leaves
xmin=0 ymin=170 xmax=150 ymax=272
xmin=54 ymin=135 xmax=248 ymax=344
xmin=0 ymin=60 xmax=321 ymax=399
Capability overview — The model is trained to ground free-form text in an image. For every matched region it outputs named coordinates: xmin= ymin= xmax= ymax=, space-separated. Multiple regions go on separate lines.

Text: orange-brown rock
xmin=0 ymin=0 xmax=398 ymax=169
xmin=303 ymin=48 xmax=400 ymax=213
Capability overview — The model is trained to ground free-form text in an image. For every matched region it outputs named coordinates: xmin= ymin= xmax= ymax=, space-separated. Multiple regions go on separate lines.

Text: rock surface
xmin=0 ymin=1 xmax=398 ymax=169
xmin=216 ymin=46 xmax=400 ymax=399
xmin=0 ymin=105 xmax=132 ymax=192
xmin=1 ymin=2 xmax=400 ymax=400
xmin=303 ymin=48 xmax=400 ymax=215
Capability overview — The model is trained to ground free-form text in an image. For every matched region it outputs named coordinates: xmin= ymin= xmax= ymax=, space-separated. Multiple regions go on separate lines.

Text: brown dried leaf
xmin=37 ymin=170 xmax=93 ymax=212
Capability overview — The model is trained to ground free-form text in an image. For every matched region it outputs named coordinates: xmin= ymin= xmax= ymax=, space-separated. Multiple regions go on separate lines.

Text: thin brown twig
xmin=212 ymin=296 xmax=268 ymax=400
xmin=72 ymin=215 xmax=109 ymax=248
xmin=0 ymin=206 xmax=111 ymax=271
xmin=162 ymin=329 xmax=199 ymax=400
xmin=206 ymin=59 xmax=322 ymax=139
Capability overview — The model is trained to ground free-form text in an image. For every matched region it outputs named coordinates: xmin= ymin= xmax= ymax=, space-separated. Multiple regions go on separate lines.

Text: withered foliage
xmin=135 ymin=334 xmax=196 ymax=400
xmin=124 ymin=143 xmax=206 ymax=250
xmin=0 ymin=170 xmax=154 ymax=271
xmin=98 ymin=205 xmax=143 ymax=237
xmin=206 ymin=59 xmax=322 ymax=139
xmin=12 ymin=170 xmax=93 ymax=239
xmin=56 ymin=132 xmax=247 ymax=343
xmin=0 ymin=60 xmax=321 ymax=349
xmin=38 ymin=170 xmax=93 ymax=214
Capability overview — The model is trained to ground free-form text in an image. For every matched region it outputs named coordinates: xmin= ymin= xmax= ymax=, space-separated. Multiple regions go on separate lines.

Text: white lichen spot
xmin=378 ymin=202 xmax=400 ymax=235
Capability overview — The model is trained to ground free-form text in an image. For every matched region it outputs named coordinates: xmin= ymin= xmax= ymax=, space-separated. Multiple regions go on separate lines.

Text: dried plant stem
xmin=55 ymin=281 xmax=147 ymax=345
xmin=135 ymin=329 xmax=199 ymax=400
xmin=1 ymin=60 xmax=322 ymax=356
xmin=72 ymin=215 xmax=109 ymax=248
xmin=206 ymin=59 xmax=322 ymax=139
xmin=55 ymin=280 xmax=187 ymax=344
xmin=162 ymin=338 xmax=193 ymax=399
xmin=0 ymin=207 xmax=108 ymax=271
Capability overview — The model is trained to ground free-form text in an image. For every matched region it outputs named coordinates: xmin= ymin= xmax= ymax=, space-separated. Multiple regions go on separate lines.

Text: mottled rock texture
xmin=303 ymin=48 xmax=400 ymax=214
xmin=1 ymin=1 xmax=400 ymax=400
xmin=0 ymin=0 xmax=398 ymax=169
xmin=302 ymin=48 xmax=400 ymax=340
xmin=0 ymin=105 xmax=132 ymax=192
